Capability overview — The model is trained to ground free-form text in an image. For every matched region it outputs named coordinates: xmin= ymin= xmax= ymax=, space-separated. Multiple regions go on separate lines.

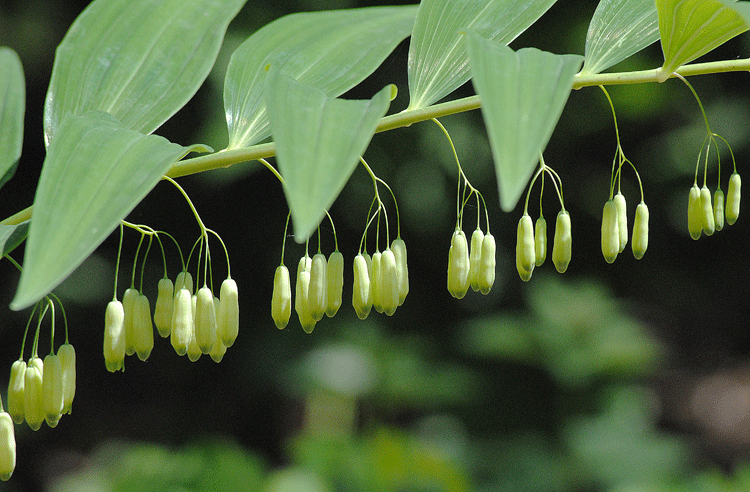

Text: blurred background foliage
xmin=3 ymin=0 xmax=750 ymax=491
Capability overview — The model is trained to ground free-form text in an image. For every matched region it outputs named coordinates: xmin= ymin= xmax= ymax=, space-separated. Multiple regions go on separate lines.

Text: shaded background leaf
xmin=467 ymin=33 xmax=582 ymax=212
xmin=0 ymin=220 xmax=29 ymax=257
xmin=224 ymin=6 xmax=416 ymax=150
xmin=44 ymin=0 xmax=246 ymax=146
xmin=0 ymin=47 xmax=24 ymax=191
xmin=407 ymin=0 xmax=557 ymax=109
xmin=266 ymin=69 xmax=392 ymax=241
xmin=582 ymin=0 xmax=660 ymax=75
xmin=657 ymin=0 xmax=748 ymax=81
xmin=12 ymin=112 xmax=208 ymax=310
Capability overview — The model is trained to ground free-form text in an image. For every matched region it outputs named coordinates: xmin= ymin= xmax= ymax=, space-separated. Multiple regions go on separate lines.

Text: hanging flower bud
xmin=272 ymin=265 xmax=292 ymax=329
xmin=687 ymin=184 xmax=703 ymax=239
xmin=632 ymin=202 xmax=649 ymax=260
xmin=122 ymin=287 xmax=139 ymax=357
xmin=187 ymin=294 xmax=201 ymax=362
xmin=534 ymin=217 xmax=547 ymax=267
xmin=478 ymin=233 xmax=496 ymax=295
xmin=469 ymin=228 xmax=485 ymax=292
xmin=42 ymin=354 xmax=64 ymax=428
xmin=552 ymin=210 xmax=572 ymax=273
xmin=295 ymin=256 xmax=316 ymax=334
xmin=726 ymin=172 xmax=741 ymax=225
xmin=104 ymin=300 xmax=126 ymax=372
xmin=8 ymin=360 xmax=25 ymax=424
xmin=209 ymin=337 xmax=227 ymax=363
xmin=601 ymin=200 xmax=619 ymax=263
xmin=371 ymin=251 xmax=383 ymax=313
xmin=380 ymin=248 xmax=400 ymax=316
xmin=171 ymin=288 xmax=193 ymax=356
xmin=713 ymin=189 xmax=725 ymax=232
xmin=217 ymin=278 xmax=239 ymax=347
xmin=153 ymin=278 xmax=174 ymax=338
xmin=352 ymin=254 xmax=372 ymax=320
xmin=175 ymin=271 xmax=193 ymax=294
xmin=308 ymin=253 xmax=328 ymax=322
xmin=700 ymin=185 xmax=715 ymax=236
xmin=448 ymin=230 xmax=470 ymax=297
xmin=195 ymin=286 xmax=218 ymax=354
xmin=516 ymin=215 xmax=535 ymax=281
xmin=614 ymin=192 xmax=628 ymax=253
xmin=134 ymin=294 xmax=154 ymax=361
xmin=326 ymin=251 xmax=344 ymax=317
xmin=391 ymin=238 xmax=409 ymax=305
xmin=58 ymin=343 xmax=76 ymax=415
xmin=24 ymin=358 xmax=44 ymax=431
xmin=0 ymin=411 xmax=15 ymax=481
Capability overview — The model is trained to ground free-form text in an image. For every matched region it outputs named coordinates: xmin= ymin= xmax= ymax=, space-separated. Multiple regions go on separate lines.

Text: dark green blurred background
xmin=3 ymin=0 xmax=750 ymax=491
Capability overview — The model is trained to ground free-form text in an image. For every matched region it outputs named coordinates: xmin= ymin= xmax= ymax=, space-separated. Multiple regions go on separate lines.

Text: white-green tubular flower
xmin=601 ymin=200 xmax=619 ymax=263
xmin=380 ymin=249 xmax=399 ymax=316
xmin=174 ymin=271 xmax=194 ymax=294
xmin=370 ymin=251 xmax=383 ymax=313
xmin=469 ymin=228 xmax=484 ymax=292
xmin=122 ymin=287 xmax=139 ymax=357
xmin=326 ymin=251 xmax=344 ymax=317
xmin=700 ymin=185 xmax=715 ymax=236
xmin=308 ymin=253 xmax=328 ymax=322
xmin=8 ymin=360 xmax=25 ymax=424
xmin=58 ymin=343 xmax=76 ymax=415
xmin=195 ymin=286 xmax=218 ymax=354
xmin=171 ymin=288 xmax=193 ymax=356
xmin=217 ymin=278 xmax=239 ymax=347
xmin=153 ymin=278 xmax=174 ymax=338
xmin=272 ymin=266 xmax=292 ymax=329
xmin=391 ymin=238 xmax=409 ymax=305
xmin=726 ymin=172 xmax=741 ymax=225
xmin=713 ymin=189 xmax=725 ymax=232
xmin=552 ymin=210 xmax=572 ymax=273
xmin=0 ymin=412 xmax=15 ymax=481
xmin=631 ymin=202 xmax=649 ymax=260
xmin=104 ymin=300 xmax=126 ymax=372
xmin=614 ymin=192 xmax=628 ymax=253
xmin=295 ymin=256 xmax=316 ymax=334
xmin=478 ymin=232 xmax=496 ymax=295
xmin=687 ymin=184 xmax=703 ymax=240
xmin=534 ymin=217 xmax=547 ymax=267
xmin=516 ymin=215 xmax=535 ymax=281
xmin=352 ymin=254 xmax=372 ymax=320
xmin=134 ymin=294 xmax=154 ymax=361
xmin=447 ymin=230 xmax=470 ymax=297
xmin=24 ymin=359 xmax=44 ymax=431
xmin=42 ymin=354 xmax=64 ymax=428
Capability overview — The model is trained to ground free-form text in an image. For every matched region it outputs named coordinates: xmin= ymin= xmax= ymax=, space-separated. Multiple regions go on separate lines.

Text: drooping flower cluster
xmin=600 ymin=192 xmax=649 ymax=263
xmin=447 ymin=227 xmax=495 ymax=297
xmin=688 ymin=172 xmax=741 ymax=239
xmin=352 ymin=238 xmax=409 ymax=319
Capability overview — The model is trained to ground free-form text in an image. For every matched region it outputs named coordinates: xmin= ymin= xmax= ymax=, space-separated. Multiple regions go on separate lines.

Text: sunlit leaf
xmin=0 ymin=221 xmax=29 ymax=257
xmin=407 ymin=0 xmax=557 ymax=109
xmin=225 ymin=6 xmax=417 ymax=150
xmin=12 ymin=112 xmax=209 ymax=310
xmin=467 ymin=33 xmax=582 ymax=212
xmin=265 ymin=69 xmax=392 ymax=241
xmin=44 ymin=0 xmax=245 ymax=146
xmin=0 ymin=47 xmax=24 ymax=191
xmin=581 ymin=0 xmax=660 ymax=74
xmin=656 ymin=0 xmax=748 ymax=82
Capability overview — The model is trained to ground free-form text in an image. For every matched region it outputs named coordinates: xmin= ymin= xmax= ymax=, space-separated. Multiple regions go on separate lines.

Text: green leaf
xmin=1 ymin=221 xmax=29 ymax=257
xmin=265 ymin=69 xmax=393 ymax=241
xmin=467 ymin=33 xmax=582 ymax=212
xmin=407 ymin=0 xmax=557 ymax=110
xmin=656 ymin=0 xmax=749 ymax=82
xmin=0 ymin=47 xmax=25 ymax=191
xmin=224 ymin=6 xmax=417 ymax=150
xmin=581 ymin=0 xmax=660 ymax=75
xmin=44 ymin=0 xmax=245 ymax=146
xmin=11 ymin=112 xmax=209 ymax=310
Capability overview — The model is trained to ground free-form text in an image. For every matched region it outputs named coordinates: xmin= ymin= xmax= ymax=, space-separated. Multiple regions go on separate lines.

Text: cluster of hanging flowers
xmin=515 ymin=157 xmax=572 ymax=281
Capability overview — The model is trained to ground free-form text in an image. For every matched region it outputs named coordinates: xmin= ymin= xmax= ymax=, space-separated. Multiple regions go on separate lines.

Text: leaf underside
xmin=467 ymin=32 xmax=583 ymax=212
xmin=0 ymin=47 xmax=25 ymax=192
xmin=12 ymin=112 xmax=209 ymax=310
xmin=265 ymin=69 xmax=393 ymax=242
xmin=407 ymin=0 xmax=558 ymax=110
xmin=0 ymin=221 xmax=29 ymax=257
xmin=224 ymin=5 xmax=417 ymax=150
